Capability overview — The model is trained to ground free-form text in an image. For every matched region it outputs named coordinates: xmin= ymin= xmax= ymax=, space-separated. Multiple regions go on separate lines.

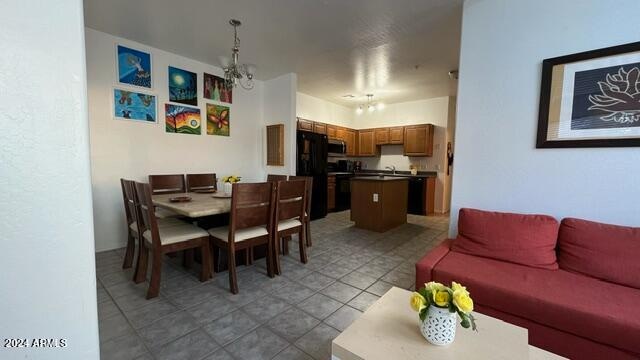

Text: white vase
xmin=223 ymin=182 xmax=233 ymax=195
xmin=420 ymin=305 xmax=457 ymax=346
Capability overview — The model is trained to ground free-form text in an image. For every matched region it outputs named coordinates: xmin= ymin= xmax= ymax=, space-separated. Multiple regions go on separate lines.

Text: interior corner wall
xmin=0 ymin=0 xmax=99 ymax=358
xmin=85 ymin=28 xmax=267 ymax=252
xmin=264 ymin=74 xmax=298 ymax=175
xmin=449 ymin=0 xmax=640 ymax=236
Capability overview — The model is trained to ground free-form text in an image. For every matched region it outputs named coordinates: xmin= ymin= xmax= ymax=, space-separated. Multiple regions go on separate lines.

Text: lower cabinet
xmin=327 ymin=175 xmax=336 ymax=211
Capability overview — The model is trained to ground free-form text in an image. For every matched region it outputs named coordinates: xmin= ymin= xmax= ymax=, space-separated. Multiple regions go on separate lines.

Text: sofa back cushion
xmin=558 ymin=218 xmax=640 ymax=289
xmin=452 ymin=208 xmax=559 ymax=270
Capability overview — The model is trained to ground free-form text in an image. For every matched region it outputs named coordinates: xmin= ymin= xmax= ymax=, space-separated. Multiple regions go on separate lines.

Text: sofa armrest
xmin=415 ymin=239 xmax=453 ymax=288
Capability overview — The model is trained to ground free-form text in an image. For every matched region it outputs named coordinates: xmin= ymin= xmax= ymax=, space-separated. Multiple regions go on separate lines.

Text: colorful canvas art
xmin=168 ymin=66 xmax=197 ymax=106
xmin=165 ymin=104 xmax=201 ymax=135
xmin=206 ymin=104 xmax=230 ymax=136
xmin=117 ymin=45 xmax=152 ymax=88
xmin=204 ymin=73 xmax=232 ymax=103
xmin=113 ymin=89 xmax=156 ymax=122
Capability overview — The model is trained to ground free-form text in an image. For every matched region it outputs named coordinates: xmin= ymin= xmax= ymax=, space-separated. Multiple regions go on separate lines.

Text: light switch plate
xmin=373 ymin=193 xmax=379 ymax=202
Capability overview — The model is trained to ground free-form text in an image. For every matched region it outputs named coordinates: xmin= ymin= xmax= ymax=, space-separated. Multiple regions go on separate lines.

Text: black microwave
xmin=328 ymin=139 xmax=347 ymax=157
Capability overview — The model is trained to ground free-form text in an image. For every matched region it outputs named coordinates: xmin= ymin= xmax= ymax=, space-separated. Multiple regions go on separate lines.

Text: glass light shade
xmin=244 ymin=63 xmax=257 ymax=76
xmin=377 ymin=103 xmax=385 ymax=110
xmin=368 ymin=104 xmax=375 ymax=112
xmin=218 ymin=56 xmax=231 ymax=68
xmin=356 ymin=107 xmax=363 ymax=114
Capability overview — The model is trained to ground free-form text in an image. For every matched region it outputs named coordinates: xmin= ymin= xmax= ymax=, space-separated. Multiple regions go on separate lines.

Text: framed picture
xmin=165 ymin=104 xmax=201 ymax=135
xmin=113 ymin=88 xmax=157 ymax=123
xmin=537 ymin=41 xmax=640 ymax=148
xmin=168 ymin=66 xmax=198 ymax=106
xmin=204 ymin=73 xmax=232 ymax=104
xmin=206 ymin=103 xmax=230 ymax=136
xmin=116 ymin=45 xmax=152 ymax=89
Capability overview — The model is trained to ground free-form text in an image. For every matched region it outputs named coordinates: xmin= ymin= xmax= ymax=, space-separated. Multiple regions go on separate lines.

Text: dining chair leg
xmin=244 ymin=248 xmax=250 ymax=266
xmin=228 ymin=248 xmax=239 ymax=294
xmin=122 ymin=232 xmax=135 ymax=269
xmin=266 ymin=237 xmax=275 ymax=278
xmin=273 ymin=232 xmax=282 ymax=276
xmin=200 ymin=240 xmax=212 ymax=281
xmin=305 ymin=221 xmax=312 ymax=247
xmin=134 ymin=243 xmax=149 ymax=284
xmin=298 ymin=229 xmax=308 ymax=264
xmin=282 ymin=236 xmax=290 ymax=255
xmin=248 ymin=247 xmax=254 ymax=265
xmin=211 ymin=243 xmax=219 ymax=273
xmin=146 ymin=250 xmax=163 ymax=299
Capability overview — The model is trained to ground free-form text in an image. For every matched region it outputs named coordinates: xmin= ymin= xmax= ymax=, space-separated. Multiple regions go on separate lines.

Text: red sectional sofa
xmin=416 ymin=208 xmax=640 ymax=360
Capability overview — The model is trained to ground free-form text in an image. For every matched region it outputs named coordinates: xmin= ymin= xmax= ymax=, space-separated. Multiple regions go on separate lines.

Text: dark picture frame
xmin=537 ymin=41 xmax=640 ymax=148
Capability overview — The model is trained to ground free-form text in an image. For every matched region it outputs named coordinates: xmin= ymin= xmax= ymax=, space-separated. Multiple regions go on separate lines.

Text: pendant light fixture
xmin=219 ymin=19 xmax=256 ymax=90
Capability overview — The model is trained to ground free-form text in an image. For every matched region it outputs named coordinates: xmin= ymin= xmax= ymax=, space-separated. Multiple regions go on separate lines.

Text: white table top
xmin=332 ymin=287 xmax=566 ymax=360
xmin=152 ymin=192 xmax=231 ymax=218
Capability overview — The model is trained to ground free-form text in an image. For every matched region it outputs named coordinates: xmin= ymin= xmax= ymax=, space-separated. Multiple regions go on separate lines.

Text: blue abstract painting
xmin=117 ymin=45 xmax=152 ymax=88
xmin=113 ymin=89 xmax=156 ymax=122
xmin=168 ymin=66 xmax=198 ymax=106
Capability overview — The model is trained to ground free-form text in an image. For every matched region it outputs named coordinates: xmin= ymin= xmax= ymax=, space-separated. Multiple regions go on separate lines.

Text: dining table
xmin=152 ymin=192 xmax=232 ymax=218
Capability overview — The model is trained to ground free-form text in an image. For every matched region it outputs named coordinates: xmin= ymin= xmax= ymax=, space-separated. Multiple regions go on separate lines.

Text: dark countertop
xmin=328 ymin=170 xmax=437 ymax=178
xmin=351 ymin=176 xmax=410 ymax=182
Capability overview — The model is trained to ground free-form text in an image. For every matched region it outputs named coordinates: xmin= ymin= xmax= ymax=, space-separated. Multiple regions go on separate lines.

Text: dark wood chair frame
xmin=267 ymin=174 xmax=288 ymax=182
xmin=209 ymin=182 xmax=276 ymax=294
xmin=186 ymin=173 xmax=217 ymax=192
xmin=149 ymin=174 xmax=186 ymax=194
xmin=273 ymin=179 xmax=308 ymax=275
xmin=133 ymin=182 xmax=212 ymax=299
xmin=120 ymin=179 xmax=138 ymax=270
xmin=288 ymin=176 xmax=313 ymax=247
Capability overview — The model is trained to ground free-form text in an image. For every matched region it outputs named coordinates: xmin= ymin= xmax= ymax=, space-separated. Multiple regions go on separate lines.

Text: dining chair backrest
xmin=229 ymin=182 xmax=275 ymax=243
xmin=186 ymin=173 xmax=217 ymax=191
xmin=134 ymin=181 xmax=161 ymax=249
xmin=120 ymin=179 xmax=136 ymax=227
xmin=288 ymin=176 xmax=313 ymax=220
xmin=149 ymin=174 xmax=186 ymax=195
xmin=267 ymin=174 xmax=288 ymax=182
xmin=275 ymin=179 xmax=307 ymax=222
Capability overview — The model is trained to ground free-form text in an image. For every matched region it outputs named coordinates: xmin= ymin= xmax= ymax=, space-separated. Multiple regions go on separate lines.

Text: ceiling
xmin=84 ymin=0 xmax=462 ymax=107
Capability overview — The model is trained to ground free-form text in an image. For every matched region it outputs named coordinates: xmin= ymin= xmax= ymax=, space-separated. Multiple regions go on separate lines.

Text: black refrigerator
xmin=297 ymin=130 xmax=328 ymax=220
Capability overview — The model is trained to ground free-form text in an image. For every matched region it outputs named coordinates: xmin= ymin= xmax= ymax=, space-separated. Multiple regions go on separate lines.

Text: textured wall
xmin=0 ymin=0 xmax=99 ymax=358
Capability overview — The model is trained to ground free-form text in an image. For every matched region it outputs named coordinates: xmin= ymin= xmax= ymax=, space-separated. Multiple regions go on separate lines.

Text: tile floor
xmin=96 ymin=211 xmax=449 ymax=360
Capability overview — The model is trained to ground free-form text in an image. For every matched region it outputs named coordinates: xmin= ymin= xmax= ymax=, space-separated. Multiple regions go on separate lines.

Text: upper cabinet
xmin=313 ymin=122 xmax=327 ymax=135
xmin=357 ymin=129 xmax=377 ymax=157
xmin=374 ymin=128 xmax=389 ymax=145
xmin=343 ymin=129 xmax=357 ymax=156
xmin=389 ymin=126 xmax=404 ymax=144
xmin=297 ymin=118 xmax=313 ymax=132
xmin=326 ymin=124 xmax=337 ymax=139
xmin=404 ymin=124 xmax=434 ymax=156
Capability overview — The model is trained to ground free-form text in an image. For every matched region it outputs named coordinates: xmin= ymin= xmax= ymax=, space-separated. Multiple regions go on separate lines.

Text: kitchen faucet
xmin=385 ymin=165 xmax=396 ymax=174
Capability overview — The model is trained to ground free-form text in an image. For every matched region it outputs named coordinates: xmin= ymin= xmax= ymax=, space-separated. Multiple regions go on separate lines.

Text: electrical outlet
xmin=373 ymin=193 xmax=379 ymax=202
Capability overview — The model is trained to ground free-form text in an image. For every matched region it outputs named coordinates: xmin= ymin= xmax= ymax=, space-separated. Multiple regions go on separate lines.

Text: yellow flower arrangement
xmin=409 ymin=281 xmax=477 ymax=330
xmin=222 ymin=175 xmax=241 ymax=183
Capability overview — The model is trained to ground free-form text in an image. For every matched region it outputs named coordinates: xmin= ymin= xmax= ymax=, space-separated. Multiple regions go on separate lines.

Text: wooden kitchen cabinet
xmin=357 ymin=129 xmax=377 ymax=157
xmin=375 ymin=128 xmax=389 ymax=145
xmin=313 ymin=122 xmax=327 ymax=135
xmin=297 ymin=118 xmax=313 ymax=131
xmin=404 ymin=124 xmax=434 ymax=156
xmin=327 ymin=175 xmax=336 ymax=211
xmin=326 ymin=124 xmax=337 ymax=139
xmin=389 ymin=126 xmax=404 ymax=144
xmin=344 ymin=129 xmax=357 ymax=156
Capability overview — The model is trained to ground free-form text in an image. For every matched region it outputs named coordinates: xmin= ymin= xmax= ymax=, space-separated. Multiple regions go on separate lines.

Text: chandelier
xmin=219 ymin=19 xmax=256 ymax=90
xmin=356 ymin=94 xmax=385 ymax=114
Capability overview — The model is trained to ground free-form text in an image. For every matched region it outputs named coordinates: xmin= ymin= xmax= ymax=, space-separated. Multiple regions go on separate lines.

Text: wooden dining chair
xmin=133 ymin=182 xmax=212 ymax=299
xmin=273 ymin=179 xmax=308 ymax=275
xmin=149 ymin=174 xmax=186 ymax=194
xmin=186 ymin=173 xmax=217 ymax=192
xmin=266 ymin=174 xmax=288 ymax=182
xmin=288 ymin=175 xmax=313 ymax=247
xmin=208 ymin=182 xmax=276 ymax=294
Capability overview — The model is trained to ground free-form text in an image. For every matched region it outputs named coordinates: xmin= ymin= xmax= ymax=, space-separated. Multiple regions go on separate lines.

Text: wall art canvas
xmin=206 ymin=103 xmax=230 ymax=136
xmin=113 ymin=89 xmax=156 ymax=122
xmin=117 ymin=45 xmax=152 ymax=88
xmin=165 ymin=104 xmax=201 ymax=135
xmin=538 ymin=41 xmax=640 ymax=147
xmin=204 ymin=73 xmax=232 ymax=103
xmin=168 ymin=66 xmax=197 ymax=106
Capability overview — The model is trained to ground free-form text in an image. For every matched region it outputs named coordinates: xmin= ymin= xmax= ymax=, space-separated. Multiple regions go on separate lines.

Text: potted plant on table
xmin=410 ymin=281 xmax=477 ymax=346
xmin=221 ymin=175 xmax=241 ymax=195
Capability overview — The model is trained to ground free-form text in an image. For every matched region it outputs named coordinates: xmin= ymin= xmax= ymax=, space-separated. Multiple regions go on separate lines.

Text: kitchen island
xmin=350 ymin=176 xmax=409 ymax=232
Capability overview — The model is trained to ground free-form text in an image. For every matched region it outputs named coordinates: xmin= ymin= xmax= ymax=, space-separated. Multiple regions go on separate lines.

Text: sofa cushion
xmin=451 ymin=208 xmax=559 ymax=269
xmin=432 ymin=250 xmax=640 ymax=354
xmin=558 ymin=218 xmax=640 ymax=289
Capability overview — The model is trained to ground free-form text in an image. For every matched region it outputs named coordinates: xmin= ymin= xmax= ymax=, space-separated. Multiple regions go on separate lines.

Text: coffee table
xmin=332 ymin=287 xmax=566 ymax=360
